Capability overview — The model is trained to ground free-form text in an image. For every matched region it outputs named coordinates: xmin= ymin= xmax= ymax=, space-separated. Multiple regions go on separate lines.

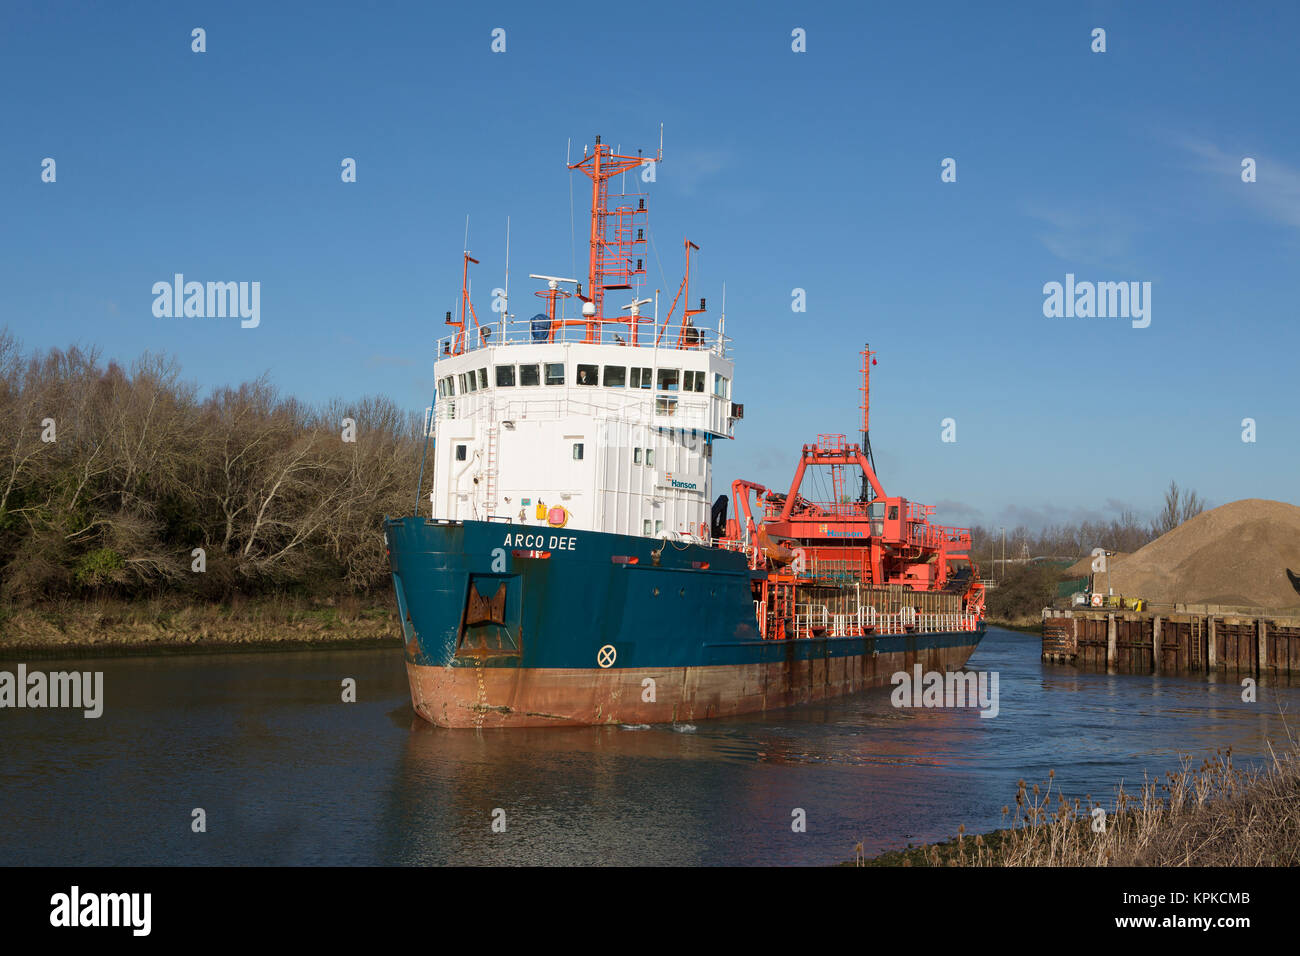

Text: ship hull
xmin=406 ymin=633 xmax=982 ymax=728
xmin=384 ymin=516 xmax=986 ymax=729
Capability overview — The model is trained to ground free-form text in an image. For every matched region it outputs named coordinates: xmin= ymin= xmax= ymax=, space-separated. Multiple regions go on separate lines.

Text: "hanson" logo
xmin=664 ymin=472 xmax=699 ymax=491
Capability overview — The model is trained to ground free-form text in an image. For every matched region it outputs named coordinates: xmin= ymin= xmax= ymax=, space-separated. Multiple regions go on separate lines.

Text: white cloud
xmin=1022 ymin=201 xmax=1146 ymax=272
xmin=1176 ymin=136 xmax=1300 ymax=230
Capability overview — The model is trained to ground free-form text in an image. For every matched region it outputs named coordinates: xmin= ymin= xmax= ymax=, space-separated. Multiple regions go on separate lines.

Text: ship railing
xmin=788 ymin=606 xmax=914 ymax=637
xmin=902 ymin=523 xmax=973 ymax=551
xmin=432 ymin=389 xmax=729 ymax=434
xmin=782 ymin=606 xmax=981 ymax=639
xmin=915 ymin=612 xmax=961 ymax=633
xmin=863 ymin=611 xmax=904 ymax=635
xmin=794 ymin=603 xmax=831 ymax=635
xmin=865 ymin=611 xmax=979 ymax=634
xmin=436 ymin=316 xmax=733 ymax=358
xmin=898 ymin=500 xmax=972 ymax=550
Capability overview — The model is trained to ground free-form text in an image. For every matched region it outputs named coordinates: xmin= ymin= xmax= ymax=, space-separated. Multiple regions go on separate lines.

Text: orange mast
xmin=445 ymin=253 xmax=479 ymax=356
xmin=859 ymin=345 xmax=878 ymax=499
xmin=567 ymin=135 xmax=659 ymax=341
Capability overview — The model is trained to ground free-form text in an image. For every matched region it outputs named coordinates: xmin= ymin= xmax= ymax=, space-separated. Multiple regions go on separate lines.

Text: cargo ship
xmin=384 ymin=135 xmax=986 ymax=728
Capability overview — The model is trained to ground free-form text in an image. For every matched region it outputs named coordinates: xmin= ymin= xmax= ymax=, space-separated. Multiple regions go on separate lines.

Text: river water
xmin=3 ymin=627 xmax=1297 ymax=866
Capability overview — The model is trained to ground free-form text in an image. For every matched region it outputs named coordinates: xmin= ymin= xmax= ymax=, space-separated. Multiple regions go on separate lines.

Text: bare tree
xmin=1179 ymin=487 xmax=1207 ymax=524
xmin=1152 ymin=480 xmax=1207 ymax=537
xmin=0 ymin=328 xmax=422 ymax=603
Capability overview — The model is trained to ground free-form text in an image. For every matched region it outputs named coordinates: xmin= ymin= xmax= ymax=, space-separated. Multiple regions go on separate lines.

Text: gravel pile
xmin=1101 ymin=499 xmax=1300 ymax=608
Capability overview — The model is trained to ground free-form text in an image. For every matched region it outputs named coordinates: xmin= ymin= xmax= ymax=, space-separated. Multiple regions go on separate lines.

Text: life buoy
xmin=547 ymin=506 xmax=568 ymax=528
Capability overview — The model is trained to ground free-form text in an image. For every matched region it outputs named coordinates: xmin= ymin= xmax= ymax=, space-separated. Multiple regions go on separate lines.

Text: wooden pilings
xmin=1041 ymin=605 xmax=1300 ymax=676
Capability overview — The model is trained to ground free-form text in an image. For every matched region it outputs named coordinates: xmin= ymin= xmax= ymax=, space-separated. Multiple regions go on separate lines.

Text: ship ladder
xmin=484 ymin=422 xmax=499 ymax=518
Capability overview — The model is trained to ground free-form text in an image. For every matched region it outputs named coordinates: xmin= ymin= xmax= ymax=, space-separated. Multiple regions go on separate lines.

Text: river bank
xmin=0 ymin=596 xmax=402 ymax=659
xmin=3 ymin=597 xmax=1038 ymax=659
xmin=853 ymin=740 xmax=1300 ymax=866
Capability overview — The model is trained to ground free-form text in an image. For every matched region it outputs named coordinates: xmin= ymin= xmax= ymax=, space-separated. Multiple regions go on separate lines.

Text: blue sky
xmin=3 ymin=0 xmax=1298 ymax=531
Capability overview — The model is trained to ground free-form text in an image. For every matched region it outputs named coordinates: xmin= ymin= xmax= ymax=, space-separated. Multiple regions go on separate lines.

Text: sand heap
xmin=1095 ymin=499 xmax=1300 ymax=609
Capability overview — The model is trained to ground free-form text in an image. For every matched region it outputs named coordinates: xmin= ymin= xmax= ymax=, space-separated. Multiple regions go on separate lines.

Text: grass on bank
xmin=0 ymin=593 xmax=401 ymax=653
xmin=854 ymin=739 xmax=1300 ymax=866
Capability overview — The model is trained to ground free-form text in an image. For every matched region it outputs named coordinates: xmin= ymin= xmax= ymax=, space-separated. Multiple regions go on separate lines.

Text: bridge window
xmin=603 ymin=365 xmax=626 ymax=387
xmin=477 ymin=368 xmax=488 ymax=390
xmin=519 ymin=364 xmax=540 ymax=386
xmin=645 ymin=448 xmax=654 ymax=466
xmin=656 ymin=368 xmax=679 ymax=391
xmin=445 ymin=376 xmax=455 ymax=396
xmin=495 ymin=365 xmax=515 ymax=387
xmin=545 ymin=363 xmax=565 ymax=385
xmin=630 ymin=366 xmax=652 ymax=389
xmin=576 ymin=364 xmax=598 ymax=386
xmin=573 ymin=443 xmax=584 ymax=460
xmin=683 ymin=370 xmax=705 ymax=392
xmin=467 ymin=372 xmax=478 ymax=393
xmin=713 ymin=373 xmax=729 ymax=397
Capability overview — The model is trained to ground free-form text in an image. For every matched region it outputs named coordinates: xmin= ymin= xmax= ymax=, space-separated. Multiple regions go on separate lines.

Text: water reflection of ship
xmin=380 ymin=718 xmax=731 ymax=865
xmin=377 ymin=691 xmax=995 ymax=865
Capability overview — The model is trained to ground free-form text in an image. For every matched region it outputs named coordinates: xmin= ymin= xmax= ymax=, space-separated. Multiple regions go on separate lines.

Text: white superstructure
xmin=430 ymin=320 xmax=738 ymax=540
xmin=426 ymin=135 xmax=741 ymax=538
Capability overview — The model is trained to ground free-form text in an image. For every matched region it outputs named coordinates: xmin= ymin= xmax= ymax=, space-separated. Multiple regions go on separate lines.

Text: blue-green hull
xmin=384 ymin=516 xmax=986 ymax=726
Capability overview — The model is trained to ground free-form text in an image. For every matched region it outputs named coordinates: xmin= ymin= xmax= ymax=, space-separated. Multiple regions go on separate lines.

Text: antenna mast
xmin=445 ymin=252 xmax=479 ymax=356
xmin=568 ymin=134 xmax=659 ymax=341
xmin=719 ymin=281 xmax=726 ymax=347
xmin=859 ymin=345 xmax=878 ymax=501
xmin=503 ymin=216 xmax=510 ymax=335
